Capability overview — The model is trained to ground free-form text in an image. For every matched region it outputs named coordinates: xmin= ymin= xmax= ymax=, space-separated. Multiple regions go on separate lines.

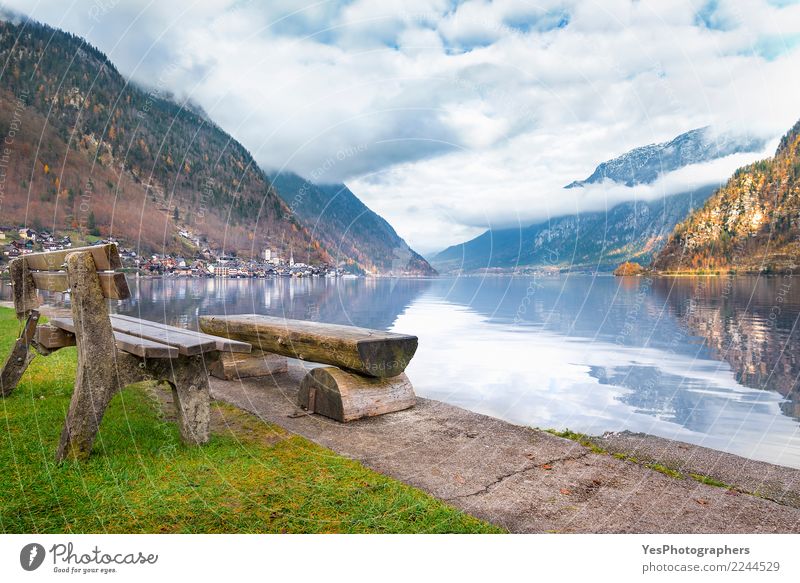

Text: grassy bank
xmin=0 ymin=307 xmax=500 ymax=533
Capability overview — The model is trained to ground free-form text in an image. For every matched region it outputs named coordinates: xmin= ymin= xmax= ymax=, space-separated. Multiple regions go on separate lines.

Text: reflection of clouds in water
xmin=394 ymin=298 xmax=800 ymax=469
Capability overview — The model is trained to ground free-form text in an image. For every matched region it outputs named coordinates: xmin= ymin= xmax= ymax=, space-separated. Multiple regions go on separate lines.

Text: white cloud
xmin=3 ymin=0 xmax=800 ymax=254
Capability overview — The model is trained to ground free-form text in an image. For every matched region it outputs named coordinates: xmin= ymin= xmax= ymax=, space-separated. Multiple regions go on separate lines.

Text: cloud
xmin=3 ymin=0 xmax=800 ymax=253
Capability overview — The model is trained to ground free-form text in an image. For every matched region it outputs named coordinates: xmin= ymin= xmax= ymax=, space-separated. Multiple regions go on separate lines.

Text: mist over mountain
xmin=433 ymin=127 xmax=765 ymax=273
xmin=566 ymin=127 xmax=765 ymax=188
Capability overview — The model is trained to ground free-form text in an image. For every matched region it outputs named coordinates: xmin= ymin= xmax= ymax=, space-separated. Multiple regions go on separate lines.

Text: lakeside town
xmin=0 ymin=226 xmax=353 ymax=279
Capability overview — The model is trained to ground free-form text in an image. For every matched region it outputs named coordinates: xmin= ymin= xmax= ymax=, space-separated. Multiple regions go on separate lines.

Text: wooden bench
xmin=199 ymin=314 xmax=418 ymax=422
xmin=0 ymin=244 xmax=250 ymax=462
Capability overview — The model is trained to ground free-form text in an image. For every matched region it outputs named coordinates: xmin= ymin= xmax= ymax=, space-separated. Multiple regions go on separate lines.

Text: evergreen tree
xmin=87 ymin=211 xmax=100 ymax=236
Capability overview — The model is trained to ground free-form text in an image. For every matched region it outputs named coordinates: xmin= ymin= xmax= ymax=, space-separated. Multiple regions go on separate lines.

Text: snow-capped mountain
xmin=566 ymin=127 xmax=765 ymax=188
xmin=433 ymin=127 xmax=767 ymax=273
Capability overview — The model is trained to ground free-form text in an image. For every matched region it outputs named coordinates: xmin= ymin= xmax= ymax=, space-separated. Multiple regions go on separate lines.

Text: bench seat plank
xmin=199 ymin=314 xmax=418 ymax=378
xmin=108 ymin=316 xmax=216 ymax=355
xmin=50 ymin=317 xmax=178 ymax=358
xmin=30 ymin=271 xmax=130 ymax=300
xmin=111 ymin=314 xmax=251 ymax=354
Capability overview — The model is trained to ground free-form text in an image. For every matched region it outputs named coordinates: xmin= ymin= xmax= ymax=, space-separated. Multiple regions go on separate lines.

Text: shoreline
xmin=211 ymin=364 xmax=800 ymax=533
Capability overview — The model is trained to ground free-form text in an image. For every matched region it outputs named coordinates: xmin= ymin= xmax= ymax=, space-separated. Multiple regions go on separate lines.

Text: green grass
xmin=546 ymin=430 xmax=684 ymax=478
xmin=547 ymin=428 xmax=748 ymax=491
xmin=689 ymin=473 xmax=735 ymax=490
xmin=645 ymin=462 xmax=683 ymax=480
xmin=545 ymin=428 xmax=607 ymax=454
xmin=0 ymin=307 xmax=501 ymax=533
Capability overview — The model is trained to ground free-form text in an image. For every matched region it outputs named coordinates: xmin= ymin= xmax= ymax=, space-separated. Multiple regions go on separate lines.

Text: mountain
xmin=268 ymin=172 xmax=435 ymax=275
xmin=432 ymin=188 xmax=715 ymax=272
xmin=433 ymin=128 xmax=765 ymax=273
xmin=0 ymin=16 xmax=434 ymax=273
xmin=0 ymin=16 xmax=329 ymax=261
xmin=653 ymin=119 xmax=800 ymax=274
xmin=566 ymin=127 xmax=764 ymax=188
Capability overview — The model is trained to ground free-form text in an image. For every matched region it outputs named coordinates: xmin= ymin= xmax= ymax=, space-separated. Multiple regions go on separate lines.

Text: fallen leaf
xmin=695 ymin=498 xmax=709 ymax=505
xmin=560 ymin=488 xmax=571 ymax=495
xmin=454 ymin=474 xmax=466 ymax=484
xmin=540 ymin=464 xmax=553 ymax=470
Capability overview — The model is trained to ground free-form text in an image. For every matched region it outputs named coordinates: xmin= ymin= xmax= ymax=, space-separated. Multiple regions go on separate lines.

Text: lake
xmin=5 ymin=273 xmax=800 ymax=468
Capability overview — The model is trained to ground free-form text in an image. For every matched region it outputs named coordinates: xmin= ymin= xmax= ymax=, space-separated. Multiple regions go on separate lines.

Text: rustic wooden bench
xmin=0 ymin=244 xmax=250 ymax=461
xmin=199 ymin=314 xmax=418 ymax=422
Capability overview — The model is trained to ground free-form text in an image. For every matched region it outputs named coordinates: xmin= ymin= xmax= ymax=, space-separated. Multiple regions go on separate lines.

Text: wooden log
xmin=298 ymin=366 xmax=416 ymax=422
xmin=30 ymin=271 xmax=130 ymax=300
xmin=9 ymin=258 xmax=39 ymax=317
xmin=209 ymin=349 xmax=288 ymax=380
xmin=23 ymin=244 xmax=122 ymax=271
xmin=0 ymin=311 xmax=40 ymax=397
xmin=199 ymin=314 xmax=418 ymax=378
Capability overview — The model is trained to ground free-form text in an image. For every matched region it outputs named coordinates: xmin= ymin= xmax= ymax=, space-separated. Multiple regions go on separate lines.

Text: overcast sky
xmin=5 ymin=0 xmax=800 ymax=253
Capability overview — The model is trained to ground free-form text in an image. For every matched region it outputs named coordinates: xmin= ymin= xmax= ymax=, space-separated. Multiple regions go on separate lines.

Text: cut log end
xmin=357 ymin=336 xmax=418 ymax=378
xmin=298 ymin=366 xmax=416 ymax=423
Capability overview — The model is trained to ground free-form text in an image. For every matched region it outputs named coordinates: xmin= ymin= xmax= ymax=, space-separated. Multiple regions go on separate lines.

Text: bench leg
xmin=56 ymin=353 xmax=124 ymax=462
xmin=0 ymin=311 xmax=40 ymax=397
xmin=56 ymin=252 xmax=123 ymax=462
xmin=144 ymin=355 xmax=212 ymax=445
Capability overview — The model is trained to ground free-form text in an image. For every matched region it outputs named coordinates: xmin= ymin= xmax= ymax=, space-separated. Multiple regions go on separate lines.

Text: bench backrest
xmin=10 ymin=244 xmax=130 ymax=317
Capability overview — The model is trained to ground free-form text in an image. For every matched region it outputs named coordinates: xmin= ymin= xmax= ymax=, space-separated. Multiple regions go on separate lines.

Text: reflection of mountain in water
xmin=429 ymin=275 xmax=800 ymax=430
xmin=652 ymin=276 xmax=800 ymax=419
xmin=114 ymin=277 xmax=430 ymax=333
xmin=590 ymin=365 xmax=701 ymax=427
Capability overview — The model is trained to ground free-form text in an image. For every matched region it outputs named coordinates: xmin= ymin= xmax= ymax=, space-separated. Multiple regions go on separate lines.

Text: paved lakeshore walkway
xmin=210 ymin=364 xmax=800 ymax=534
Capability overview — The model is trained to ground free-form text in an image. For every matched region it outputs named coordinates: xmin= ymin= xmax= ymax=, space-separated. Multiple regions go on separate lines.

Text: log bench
xmin=0 ymin=244 xmax=251 ymax=462
xmin=199 ymin=314 xmax=419 ymax=422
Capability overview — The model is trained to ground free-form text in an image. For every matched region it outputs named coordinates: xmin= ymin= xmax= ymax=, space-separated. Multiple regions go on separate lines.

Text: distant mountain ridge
xmin=432 ymin=188 xmax=715 ymax=272
xmin=653 ymin=119 xmax=800 ymax=274
xmin=268 ymin=172 xmax=435 ymax=275
xmin=566 ymin=127 xmax=765 ymax=188
xmin=433 ymin=127 xmax=765 ymax=273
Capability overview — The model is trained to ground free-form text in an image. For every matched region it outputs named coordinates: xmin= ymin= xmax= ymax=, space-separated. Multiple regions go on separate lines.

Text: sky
xmin=4 ymin=0 xmax=800 ymax=254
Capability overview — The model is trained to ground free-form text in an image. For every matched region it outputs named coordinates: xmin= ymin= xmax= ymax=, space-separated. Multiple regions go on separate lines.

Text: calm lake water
xmin=6 ymin=274 xmax=800 ymax=468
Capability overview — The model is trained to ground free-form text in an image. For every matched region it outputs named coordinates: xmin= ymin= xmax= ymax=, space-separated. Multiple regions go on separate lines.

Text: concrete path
xmin=210 ymin=364 xmax=800 ymax=534
xmin=591 ymin=431 xmax=800 ymax=509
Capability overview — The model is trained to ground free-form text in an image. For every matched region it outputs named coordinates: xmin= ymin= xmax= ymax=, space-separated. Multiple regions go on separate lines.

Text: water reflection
xmin=395 ymin=275 xmax=800 ymax=467
xmin=651 ymin=276 xmax=800 ymax=420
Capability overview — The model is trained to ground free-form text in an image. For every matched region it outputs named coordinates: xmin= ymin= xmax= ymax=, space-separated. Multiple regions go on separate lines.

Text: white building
xmin=263 ymin=248 xmax=272 ymax=261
